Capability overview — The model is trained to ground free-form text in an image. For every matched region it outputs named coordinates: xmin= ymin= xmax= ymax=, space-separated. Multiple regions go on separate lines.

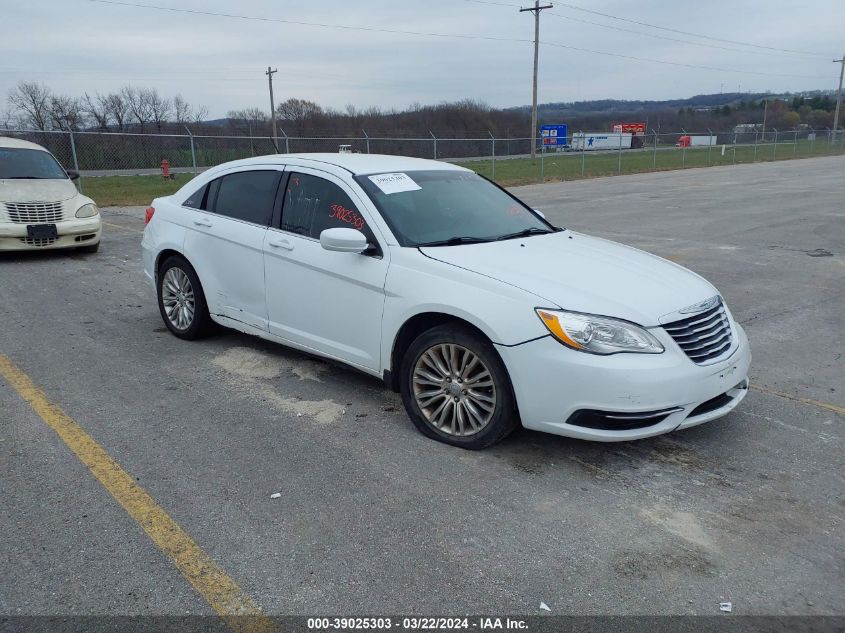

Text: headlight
xmin=75 ymin=203 xmax=99 ymax=218
xmin=536 ymin=308 xmax=664 ymax=355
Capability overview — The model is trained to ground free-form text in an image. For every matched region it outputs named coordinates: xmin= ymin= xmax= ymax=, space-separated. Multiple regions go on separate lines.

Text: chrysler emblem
xmin=679 ymin=295 xmax=721 ymax=314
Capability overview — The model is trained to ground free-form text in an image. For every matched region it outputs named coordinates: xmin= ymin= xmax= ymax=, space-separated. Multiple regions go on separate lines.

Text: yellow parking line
xmin=102 ymin=220 xmax=144 ymax=234
xmin=0 ymin=354 xmax=279 ymax=633
xmin=750 ymin=383 xmax=845 ymax=415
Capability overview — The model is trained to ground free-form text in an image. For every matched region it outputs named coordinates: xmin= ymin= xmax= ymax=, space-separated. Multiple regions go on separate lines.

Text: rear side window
xmin=209 ymin=170 xmax=280 ymax=225
xmin=281 ymin=172 xmax=376 ymax=244
xmin=183 ymin=185 xmax=206 ymax=209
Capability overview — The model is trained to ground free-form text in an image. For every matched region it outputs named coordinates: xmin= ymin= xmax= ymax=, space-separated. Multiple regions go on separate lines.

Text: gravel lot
xmin=1 ymin=156 xmax=843 ymax=619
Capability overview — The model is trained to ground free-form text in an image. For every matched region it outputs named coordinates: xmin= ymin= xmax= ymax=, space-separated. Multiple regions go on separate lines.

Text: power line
xmin=86 ymin=0 xmax=530 ymax=43
xmin=83 ymin=0 xmax=827 ymax=79
xmin=549 ymin=2 xmax=828 ymax=58
xmin=462 ymin=0 xmax=828 ymax=58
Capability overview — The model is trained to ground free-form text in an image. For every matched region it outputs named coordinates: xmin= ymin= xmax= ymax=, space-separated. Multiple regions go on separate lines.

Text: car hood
xmin=419 ymin=231 xmax=717 ymax=326
xmin=0 ymin=179 xmax=78 ymax=203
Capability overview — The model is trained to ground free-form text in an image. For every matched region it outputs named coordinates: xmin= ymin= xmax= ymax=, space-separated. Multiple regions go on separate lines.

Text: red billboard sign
xmin=612 ymin=122 xmax=646 ymax=135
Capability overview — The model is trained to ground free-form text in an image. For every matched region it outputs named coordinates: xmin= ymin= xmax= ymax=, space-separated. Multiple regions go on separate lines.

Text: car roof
xmin=213 ymin=153 xmax=469 ymax=176
xmin=0 ymin=136 xmax=51 ymax=151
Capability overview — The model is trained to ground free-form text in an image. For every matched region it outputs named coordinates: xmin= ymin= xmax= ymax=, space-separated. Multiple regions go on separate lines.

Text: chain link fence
xmin=2 ymin=128 xmax=843 ymax=185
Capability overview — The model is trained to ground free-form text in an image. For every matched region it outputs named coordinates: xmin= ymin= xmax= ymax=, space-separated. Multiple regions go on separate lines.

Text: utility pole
xmin=266 ymin=66 xmax=279 ymax=152
xmin=520 ymin=1 xmax=553 ymax=159
xmin=833 ymin=55 xmax=845 ymax=137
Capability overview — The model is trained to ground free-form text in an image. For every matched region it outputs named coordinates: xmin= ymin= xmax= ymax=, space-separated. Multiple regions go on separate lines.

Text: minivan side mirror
xmin=320 ymin=227 xmax=369 ymax=253
xmin=67 ymin=170 xmax=80 ymax=181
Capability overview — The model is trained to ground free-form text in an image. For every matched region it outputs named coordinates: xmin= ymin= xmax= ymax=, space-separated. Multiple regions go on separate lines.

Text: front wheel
xmin=400 ymin=324 xmax=519 ymax=449
xmin=157 ymin=255 xmax=213 ymax=340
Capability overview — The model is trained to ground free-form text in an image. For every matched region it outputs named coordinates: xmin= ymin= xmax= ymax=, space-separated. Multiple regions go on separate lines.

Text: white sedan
xmin=142 ymin=153 xmax=750 ymax=449
xmin=0 ymin=137 xmax=101 ymax=252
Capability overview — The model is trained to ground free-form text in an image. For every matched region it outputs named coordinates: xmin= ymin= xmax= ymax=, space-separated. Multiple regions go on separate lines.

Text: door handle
xmin=268 ymin=239 xmax=294 ymax=251
xmin=193 ymin=218 xmax=213 ymax=228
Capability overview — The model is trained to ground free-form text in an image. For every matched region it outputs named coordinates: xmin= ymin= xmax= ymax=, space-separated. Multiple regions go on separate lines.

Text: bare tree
xmin=104 ymin=92 xmax=129 ymax=131
xmin=275 ymin=98 xmax=323 ymax=124
xmin=142 ymin=88 xmax=172 ymax=132
xmin=7 ymin=81 xmax=52 ymax=130
xmin=173 ymin=94 xmax=192 ymax=124
xmin=191 ymin=104 xmax=208 ymax=126
xmin=122 ymin=85 xmax=153 ymax=132
xmin=83 ymin=92 xmax=111 ymax=130
xmin=48 ymin=95 xmax=86 ymax=131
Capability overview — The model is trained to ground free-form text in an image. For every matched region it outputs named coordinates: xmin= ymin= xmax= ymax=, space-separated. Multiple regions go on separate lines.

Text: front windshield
xmin=355 ymin=170 xmax=556 ymax=247
xmin=0 ymin=147 xmax=68 ymax=179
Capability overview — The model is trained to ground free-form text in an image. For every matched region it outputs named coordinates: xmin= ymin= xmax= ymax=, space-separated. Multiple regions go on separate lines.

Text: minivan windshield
xmin=0 ymin=147 xmax=68 ymax=180
xmin=355 ymin=170 xmax=556 ymax=247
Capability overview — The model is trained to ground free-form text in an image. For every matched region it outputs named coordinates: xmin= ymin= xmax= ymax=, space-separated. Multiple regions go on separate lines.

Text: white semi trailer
xmin=570 ymin=133 xmax=633 ymax=151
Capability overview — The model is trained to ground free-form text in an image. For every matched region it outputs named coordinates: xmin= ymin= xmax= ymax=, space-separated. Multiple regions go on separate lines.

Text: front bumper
xmin=496 ymin=322 xmax=751 ymax=441
xmin=0 ymin=217 xmax=102 ymax=251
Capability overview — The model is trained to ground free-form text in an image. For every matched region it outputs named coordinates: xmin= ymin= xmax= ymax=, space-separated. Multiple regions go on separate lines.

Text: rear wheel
xmin=157 ymin=255 xmax=213 ymax=340
xmin=400 ymin=324 xmax=518 ymax=449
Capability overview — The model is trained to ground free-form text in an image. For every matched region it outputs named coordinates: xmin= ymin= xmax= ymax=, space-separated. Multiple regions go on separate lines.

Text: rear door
xmin=183 ymin=167 xmax=282 ymax=330
xmin=263 ymin=168 xmax=390 ymax=371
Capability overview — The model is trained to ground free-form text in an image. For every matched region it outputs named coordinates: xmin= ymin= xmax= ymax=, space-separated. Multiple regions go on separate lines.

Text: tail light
xmin=144 ymin=206 xmax=155 ymax=225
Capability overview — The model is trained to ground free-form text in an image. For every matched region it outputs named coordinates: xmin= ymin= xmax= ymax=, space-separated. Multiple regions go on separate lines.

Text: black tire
xmin=77 ymin=241 xmax=100 ymax=253
xmin=157 ymin=255 xmax=213 ymax=340
xmin=400 ymin=324 xmax=519 ymax=449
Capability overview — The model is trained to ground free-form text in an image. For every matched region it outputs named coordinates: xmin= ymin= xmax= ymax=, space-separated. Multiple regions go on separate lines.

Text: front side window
xmin=0 ymin=148 xmax=67 ymax=180
xmin=355 ymin=170 xmax=555 ymax=247
xmin=209 ymin=170 xmax=280 ymax=225
xmin=281 ymin=172 xmax=376 ymax=244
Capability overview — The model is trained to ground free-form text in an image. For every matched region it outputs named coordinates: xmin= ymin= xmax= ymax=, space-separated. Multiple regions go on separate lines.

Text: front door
xmin=263 ymin=168 xmax=389 ymax=372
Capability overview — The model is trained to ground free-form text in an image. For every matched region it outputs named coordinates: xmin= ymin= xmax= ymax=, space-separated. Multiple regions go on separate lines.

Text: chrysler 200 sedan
xmin=141 ymin=153 xmax=750 ymax=449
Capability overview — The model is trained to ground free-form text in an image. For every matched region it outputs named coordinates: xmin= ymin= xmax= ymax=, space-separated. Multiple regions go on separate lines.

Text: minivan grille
xmin=5 ymin=201 xmax=65 ymax=224
xmin=663 ymin=300 xmax=733 ymax=364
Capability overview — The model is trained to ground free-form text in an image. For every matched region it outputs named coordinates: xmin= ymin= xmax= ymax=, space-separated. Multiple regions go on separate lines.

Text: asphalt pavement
xmin=1 ymin=156 xmax=843 ymax=619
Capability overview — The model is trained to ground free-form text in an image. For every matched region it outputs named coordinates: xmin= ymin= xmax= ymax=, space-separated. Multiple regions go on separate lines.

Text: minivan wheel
xmin=157 ymin=255 xmax=213 ymax=340
xmin=400 ymin=324 xmax=519 ymax=449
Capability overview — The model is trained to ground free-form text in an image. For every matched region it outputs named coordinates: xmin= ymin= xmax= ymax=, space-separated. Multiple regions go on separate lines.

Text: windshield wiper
xmin=417 ymin=236 xmax=493 ymax=247
xmin=494 ymin=227 xmax=553 ymax=241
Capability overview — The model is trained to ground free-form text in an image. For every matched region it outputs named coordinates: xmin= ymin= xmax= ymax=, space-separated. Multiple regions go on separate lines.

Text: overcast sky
xmin=2 ymin=0 xmax=842 ymax=118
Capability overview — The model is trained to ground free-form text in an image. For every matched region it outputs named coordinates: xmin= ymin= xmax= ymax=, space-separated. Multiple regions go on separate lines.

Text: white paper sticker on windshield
xmin=368 ymin=172 xmax=422 ymax=195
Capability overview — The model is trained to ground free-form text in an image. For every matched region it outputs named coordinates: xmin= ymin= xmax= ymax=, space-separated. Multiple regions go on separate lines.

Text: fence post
xmin=540 ymin=144 xmax=544 ymax=183
xmin=793 ymin=130 xmax=798 ymax=157
xmin=707 ymin=128 xmax=713 ymax=166
xmin=617 ymin=132 xmax=623 ymax=174
xmin=429 ymin=130 xmax=437 ymax=159
xmin=489 ymin=131 xmax=495 ymax=180
xmin=681 ymin=128 xmax=687 ymax=168
xmin=362 ymin=129 xmax=370 ymax=154
xmin=581 ymin=130 xmax=586 ymax=176
xmin=732 ymin=132 xmax=737 ymax=164
xmin=753 ymin=130 xmax=758 ymax=162
xmin=809 ymin=127 xmax=815 ymax=155
xmin=773 ymin=129 xmax=778 ymax=159
xmin=68 ymin=130 xmax=82 ymax=193
xmin=651 ymin=129 xmax=657 ymax=170
xmin=279 ymin=128 xmax=289 ymax=154
xmin=184 ymin=126 xmax=197 ymax=172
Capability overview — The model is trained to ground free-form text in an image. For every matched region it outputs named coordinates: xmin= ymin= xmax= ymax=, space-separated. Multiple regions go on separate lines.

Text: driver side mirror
xmin=67 ymin=169 xmax=80 ymax=181
xmin=319 ymin=227 xmax=369 ymax=253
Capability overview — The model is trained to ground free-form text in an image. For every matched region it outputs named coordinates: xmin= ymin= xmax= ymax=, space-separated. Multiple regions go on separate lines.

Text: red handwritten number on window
xmin=329 ymin=203 xmax=365 ymax=231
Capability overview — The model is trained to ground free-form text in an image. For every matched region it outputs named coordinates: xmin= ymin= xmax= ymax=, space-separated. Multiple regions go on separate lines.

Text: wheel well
xmin=387 ymin=313 xmax=490 ymax=392
xmin=154 ymin=249 xmax=185 ymax=280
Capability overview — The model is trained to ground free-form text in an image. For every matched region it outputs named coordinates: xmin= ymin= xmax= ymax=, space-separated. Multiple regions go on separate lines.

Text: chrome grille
xmin=20 ymin=237 xmax=58 ymax=247
xmin=663 ymin=300 xmax=733 ymax=364
xmin=5 ymin=201 xmax=65 ymax=224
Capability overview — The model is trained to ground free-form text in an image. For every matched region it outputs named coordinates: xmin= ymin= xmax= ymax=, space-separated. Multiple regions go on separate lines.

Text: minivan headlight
xmin=76 ymin=203 xmax=99 ymax=218
xmin=536 ymin=309 xmax=664 ymax=355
